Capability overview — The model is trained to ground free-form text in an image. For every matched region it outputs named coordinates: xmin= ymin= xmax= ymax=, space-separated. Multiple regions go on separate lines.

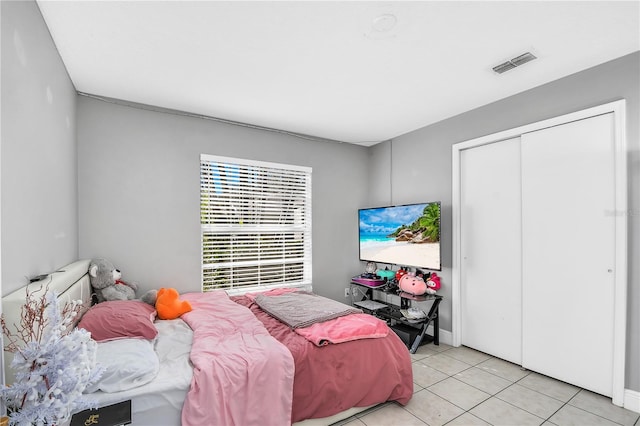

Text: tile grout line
xmin=492 ymin=380 xmax=561 ymax=423
xmin=416 ymin=351 xmax=515 ymax=406
xmin=410 ymin=346 xmax=639 ymax=426
xmin=415 ymin=352 xmax=520 ymax=425
xmin=418 ymin=349 xmax=556 ymax=425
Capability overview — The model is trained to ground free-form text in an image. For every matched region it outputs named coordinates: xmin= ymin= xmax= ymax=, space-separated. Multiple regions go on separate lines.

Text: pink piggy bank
xmin=398 ymin=274 xmax=427 ymax=296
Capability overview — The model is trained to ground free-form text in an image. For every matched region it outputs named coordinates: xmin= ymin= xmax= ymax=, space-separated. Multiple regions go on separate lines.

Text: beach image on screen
xmin=359 ymin=202 xmax=441 ymax=270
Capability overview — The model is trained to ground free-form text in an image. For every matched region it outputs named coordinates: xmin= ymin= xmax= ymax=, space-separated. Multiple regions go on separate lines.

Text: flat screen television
xmin=358 ymin=202 xmax=441 ymax=271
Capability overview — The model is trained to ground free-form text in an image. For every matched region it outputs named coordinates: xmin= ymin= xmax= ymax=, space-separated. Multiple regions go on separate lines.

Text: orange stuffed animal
xmin=155 ymin=287 xmax=192 ymax=320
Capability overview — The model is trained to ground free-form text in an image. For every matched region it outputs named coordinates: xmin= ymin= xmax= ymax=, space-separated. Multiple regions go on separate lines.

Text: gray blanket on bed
xmin=254 ymin=291 xmax=362 ymax=329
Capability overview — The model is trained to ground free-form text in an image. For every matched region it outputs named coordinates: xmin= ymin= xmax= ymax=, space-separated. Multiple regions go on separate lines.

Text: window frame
xmin=200 ymin=154 xmax=312 ymax=295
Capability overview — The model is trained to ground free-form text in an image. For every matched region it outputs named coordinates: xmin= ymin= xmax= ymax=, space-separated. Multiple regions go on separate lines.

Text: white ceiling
xmin=37 ymin=1 xmax=639 ymax=146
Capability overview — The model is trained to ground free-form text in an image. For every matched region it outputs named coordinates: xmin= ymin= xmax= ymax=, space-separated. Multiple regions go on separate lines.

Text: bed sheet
xmin=88 ymin=319 xmax=194 ymax=426
xmin=232 ymin=295 xmax=414 ymax=423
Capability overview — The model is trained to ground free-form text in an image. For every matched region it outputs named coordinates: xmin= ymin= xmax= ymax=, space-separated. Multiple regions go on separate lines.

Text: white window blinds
xmin=200 ymin=154 xmax=312 ymax=293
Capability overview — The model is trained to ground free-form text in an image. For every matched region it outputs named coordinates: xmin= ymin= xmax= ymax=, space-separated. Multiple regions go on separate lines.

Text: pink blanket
xmin=180 ymin=291 xmax=295 ymax=426
xmin=294 ymin=313 xmax=389 ymax=346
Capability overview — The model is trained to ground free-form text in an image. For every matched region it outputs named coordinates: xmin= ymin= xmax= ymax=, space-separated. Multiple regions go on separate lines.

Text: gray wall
xmin=76 ymin=97 xmax=369 ymax=303
xmin=374 ymin=52 xmax=640 ymax=391
xmin=1 ymin=1 xmax=78 ymax=295
xmin=366 ymin=141 xmax=392 ymax=207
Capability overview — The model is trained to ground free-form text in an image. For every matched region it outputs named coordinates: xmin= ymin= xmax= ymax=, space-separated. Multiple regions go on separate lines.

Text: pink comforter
xmin=233 ymin=295 xmax=414 ymax=423
xmin=180 ymin=291 xmax=295 ymax=426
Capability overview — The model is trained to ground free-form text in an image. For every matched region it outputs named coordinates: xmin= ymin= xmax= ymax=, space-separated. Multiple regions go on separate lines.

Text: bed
xmin=2 ymin=259 xmax=414 ymax=425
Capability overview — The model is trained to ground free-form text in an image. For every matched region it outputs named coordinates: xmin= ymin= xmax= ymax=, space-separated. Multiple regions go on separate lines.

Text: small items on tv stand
xmin=349 ymin=278 xmax=442 ymax=353
xmin=351 ymin=274 xmax=385 ymax=287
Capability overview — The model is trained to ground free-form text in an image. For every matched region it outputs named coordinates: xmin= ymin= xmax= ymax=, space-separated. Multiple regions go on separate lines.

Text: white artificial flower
xmin=1 ymin=292 xmax=104 ymax=425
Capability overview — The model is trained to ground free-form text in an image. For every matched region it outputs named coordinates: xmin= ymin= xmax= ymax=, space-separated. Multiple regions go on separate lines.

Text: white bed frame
xmin=1 ymin=259 xmax=373 ymax=425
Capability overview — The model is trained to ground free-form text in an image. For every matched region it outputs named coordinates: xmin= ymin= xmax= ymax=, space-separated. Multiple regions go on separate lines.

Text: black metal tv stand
xmin=349 ymin=279 xmax=442 ymax=353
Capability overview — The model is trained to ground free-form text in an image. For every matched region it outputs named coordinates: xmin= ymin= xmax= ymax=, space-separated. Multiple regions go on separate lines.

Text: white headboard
xmin=2 ymin=259 xmax=93 ymax=385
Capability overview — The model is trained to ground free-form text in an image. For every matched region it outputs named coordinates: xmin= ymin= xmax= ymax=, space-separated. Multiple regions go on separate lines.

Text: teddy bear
xmin=155 ymin=287 xmax=192 ymax=320
xmin=88 ymin=258 xmax=157 ymax=305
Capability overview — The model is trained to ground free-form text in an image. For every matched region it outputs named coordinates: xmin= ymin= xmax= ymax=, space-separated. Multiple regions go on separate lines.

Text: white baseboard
xmin=624 ymin=389 xmax=640 ymax=413
xmin=437 ymin=328 xmax=453 ymax=346
xmin=425 ymin=326 xmax=453 ymax=346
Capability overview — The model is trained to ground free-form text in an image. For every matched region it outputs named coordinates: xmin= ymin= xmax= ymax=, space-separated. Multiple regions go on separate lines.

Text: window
xmin=200 ymin=154 xmax=312 ymax=294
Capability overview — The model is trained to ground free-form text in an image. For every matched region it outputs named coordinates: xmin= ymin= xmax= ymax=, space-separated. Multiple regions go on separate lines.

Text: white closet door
xmin=521 ymin=113 xmax=616 ymax=397
xmin=460 ymin=137 xmax=522 ymax=364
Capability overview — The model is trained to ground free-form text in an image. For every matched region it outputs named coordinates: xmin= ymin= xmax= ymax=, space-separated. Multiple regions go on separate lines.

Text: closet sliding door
xmin=521 ymin=113 xmax=617 ymax=397
xmin=453 ymin=100 xmax=627 ymax=405
xmin=460 ymin=137 xmax=522 ymax=365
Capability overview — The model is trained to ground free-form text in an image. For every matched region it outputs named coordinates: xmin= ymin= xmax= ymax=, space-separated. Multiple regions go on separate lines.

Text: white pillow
xmin=85 ymin=338 xmax=159 ymax=393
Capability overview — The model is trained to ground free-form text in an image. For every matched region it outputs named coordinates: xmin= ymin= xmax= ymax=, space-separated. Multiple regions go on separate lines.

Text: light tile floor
xmin=337 ymin=344 xmax=640 ymax=426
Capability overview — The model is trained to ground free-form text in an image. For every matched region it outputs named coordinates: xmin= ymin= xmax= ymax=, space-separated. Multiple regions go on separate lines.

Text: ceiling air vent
xmin=493 ymin=52 xmax=537 ymax=74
